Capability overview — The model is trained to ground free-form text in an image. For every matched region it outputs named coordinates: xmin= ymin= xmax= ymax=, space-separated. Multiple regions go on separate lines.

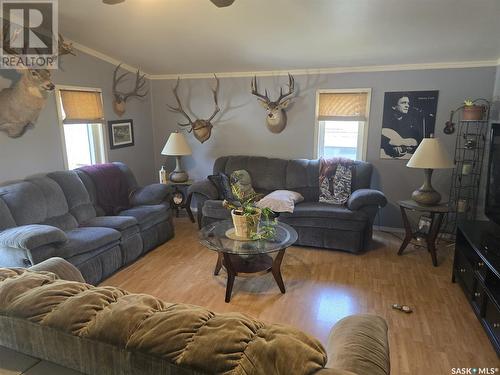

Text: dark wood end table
xmin=199 ymin=220 xmax=298 ymax=302
xmin=165 ymin=180 xmax=195 ymax=223
xmin=397 ymin=200 xmax=449 ymax=267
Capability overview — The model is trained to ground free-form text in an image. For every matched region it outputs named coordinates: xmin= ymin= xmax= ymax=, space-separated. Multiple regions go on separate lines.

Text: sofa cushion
xmin=0 ymin=198 xmax=15 ymax=231
xmin=119 ymin=205 xmax=169 ymax=230
xmin=285 ymin=159 xmax=320 ymax=202
xmin=30 ymin=227 xmax=121 ymax=264
xmin=82 ymin=216 xmax=138 ymax=231
xmin=215 ymin=156 xmax=288 ymax=192
xmin=351 ymin=161 xmax=373 ymax=191
xmin=202 ymin=200 xmax=231 ymax=220
xmin=47 ymin=171 xmax=96 ymax=224
xmin=0 ymin=181 xmax=46 ymax=225
xmin=26 ymin=177 xmax=70 ymax=218
xmin=0 ymin=225 xmax=67 ymax=250
xmin=82 ymin=216 xmax=139 ymax=241
xmin=74 ymin=170 xmax=105 ymax=216
xmin=40 ymin=213 xmax=79 ymax=232
xmin=282 ymin=202 xmax=368 ymax=221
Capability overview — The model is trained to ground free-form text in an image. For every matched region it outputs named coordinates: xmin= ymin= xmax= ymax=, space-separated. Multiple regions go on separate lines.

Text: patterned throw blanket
xmin=79 ymin=163 xmax=131 ymax=215
xmin=319 ymin=157 xmax=355 ymax=205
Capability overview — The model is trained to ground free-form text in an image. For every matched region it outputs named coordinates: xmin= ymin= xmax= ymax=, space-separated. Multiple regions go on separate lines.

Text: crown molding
xmin=148 ymin=60 xmax=499 ymax=80
xmin=70 ymin=39 xmax=499 ymax=80
xmin=71 ymin=41 xmax=150 ymax=77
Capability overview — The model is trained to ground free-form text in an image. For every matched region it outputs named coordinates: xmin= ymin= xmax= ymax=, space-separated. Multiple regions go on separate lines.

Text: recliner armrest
xmin=0 ymin=225 xmax=67 ymax=251
xmin=347 ymin=189 xmax=387 ymax=211
xmin=29 ymin=257 xmax=85 ymax=283
xmin=130 ymin=184 xmax=173 ymax=206
xmin=188 ymin=179 xmax=219 ymax=200
xmin=326 ymin=314 xmax=390 ymax=375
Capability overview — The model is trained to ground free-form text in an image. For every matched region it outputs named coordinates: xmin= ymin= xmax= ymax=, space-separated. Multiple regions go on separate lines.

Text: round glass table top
xmin=199 ymin=220 xmax=298 ymax=256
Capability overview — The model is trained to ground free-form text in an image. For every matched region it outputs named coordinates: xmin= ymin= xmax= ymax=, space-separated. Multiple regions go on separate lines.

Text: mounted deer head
xmin=0 ymin=33 xmax=75 ymax=138
xmin=112 ymin=64 xmax=148 ymax=116
xmin=251 ymin=73 xmax=295 ymax=134
xmin=167 ymin=75 xmax=220 ymax=144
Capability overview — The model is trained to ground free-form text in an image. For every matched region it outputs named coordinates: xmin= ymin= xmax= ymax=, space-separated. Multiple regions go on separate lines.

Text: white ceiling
xmin=59 ymin=0 xmax=500 ymax=76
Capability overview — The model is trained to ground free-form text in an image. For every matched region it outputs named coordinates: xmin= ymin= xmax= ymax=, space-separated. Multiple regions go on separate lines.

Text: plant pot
xmin=462 ymin=105 xmax=485 ymax=121
xmin=231 ymin=208 xmax=261 ymax=239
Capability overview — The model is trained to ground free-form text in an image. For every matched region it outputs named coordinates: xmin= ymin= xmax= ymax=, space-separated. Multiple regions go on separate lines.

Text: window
xmin=55 ymin=87 xmax=107 ymax=170
xmin=315 ymin=89 xmax=371 ymax=161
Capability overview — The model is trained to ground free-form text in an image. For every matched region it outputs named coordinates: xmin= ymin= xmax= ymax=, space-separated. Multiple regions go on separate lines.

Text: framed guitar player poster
xmin=380 ymin=90 xmax=439 ymax=159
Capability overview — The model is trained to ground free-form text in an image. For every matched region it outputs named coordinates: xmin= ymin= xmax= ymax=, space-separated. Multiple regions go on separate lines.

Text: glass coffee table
xmin=199 ymin=220 xmax=298 ymax=302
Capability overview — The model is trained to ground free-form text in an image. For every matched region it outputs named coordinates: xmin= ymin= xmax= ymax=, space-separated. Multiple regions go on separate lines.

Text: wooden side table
xmin=397 ymin=200 xmax=449 ymax=267
xmin=165 ymin=180 xmax=195 ymax=223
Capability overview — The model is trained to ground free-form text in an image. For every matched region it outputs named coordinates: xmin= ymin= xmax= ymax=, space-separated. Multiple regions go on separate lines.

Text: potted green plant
xmin=222 ymin=185 xmax=276 ymax=240
xmin=462 ymin=99 xmax=485 ymax=121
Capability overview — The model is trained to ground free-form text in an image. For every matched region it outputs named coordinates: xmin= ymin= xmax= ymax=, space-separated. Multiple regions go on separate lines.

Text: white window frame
xmin=55 ymin=85 xmax=108 ymax=170
xmin=313 ymin=88 xmax=372 ymax=161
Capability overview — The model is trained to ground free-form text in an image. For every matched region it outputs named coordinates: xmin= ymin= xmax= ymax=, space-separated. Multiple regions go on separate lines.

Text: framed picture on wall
xmin=108 ymin=119 xmax=134 ymax=149
xmin=380 ymin=90 xmax=439 ymax=160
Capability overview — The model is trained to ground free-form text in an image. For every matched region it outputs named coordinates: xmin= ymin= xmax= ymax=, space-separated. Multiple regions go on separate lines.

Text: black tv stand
xmin=453 ymin=220 xmax=500 ymax=356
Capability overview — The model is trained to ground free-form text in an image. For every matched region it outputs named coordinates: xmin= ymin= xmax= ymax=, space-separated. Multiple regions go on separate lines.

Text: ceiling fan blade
xmin=103 ymin=0 xmax=125 ymax=4
xmin=209 ymin=0 xmax=236 ymax=7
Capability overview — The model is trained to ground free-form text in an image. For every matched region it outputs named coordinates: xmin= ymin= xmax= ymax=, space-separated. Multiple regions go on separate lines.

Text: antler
xmin=113 ymin=64 xmax=148 ymax=102
xmin=251 ymin=76 xmax=270 ymax=103
xmin=167 ymin=78 xmax=194 ymax=128
xmin=276 ymin=73 xmax=295 ymax=103
xmin=207 ymin=74 xmax=220 ymax=122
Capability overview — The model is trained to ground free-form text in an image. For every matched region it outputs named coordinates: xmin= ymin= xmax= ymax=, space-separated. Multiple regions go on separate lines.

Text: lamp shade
xmin=161 ymin=132 xmax=192 ymax=156
xmin=407 ymin=138 xmax=454 ymax=169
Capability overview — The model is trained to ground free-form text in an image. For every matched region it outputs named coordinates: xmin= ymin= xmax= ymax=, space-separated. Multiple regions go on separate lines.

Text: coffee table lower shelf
xmin=214 ymin=250 xmax=286 ymax=303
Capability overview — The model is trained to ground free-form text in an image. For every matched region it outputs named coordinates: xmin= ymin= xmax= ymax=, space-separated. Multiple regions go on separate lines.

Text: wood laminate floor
xmin=102 ymin=217 xmax=499 ymax=374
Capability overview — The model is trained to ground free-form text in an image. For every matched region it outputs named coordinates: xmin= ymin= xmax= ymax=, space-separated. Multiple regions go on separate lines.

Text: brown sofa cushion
xmin=0 ymin=268 xmax=330 ymax=375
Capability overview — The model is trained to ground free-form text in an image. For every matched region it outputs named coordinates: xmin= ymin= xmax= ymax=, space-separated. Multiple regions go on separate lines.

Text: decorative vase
xmin=231 ymin=208 xmax=261 ymax=239
xmin=462 ymin=105 xmax=485 ymax=121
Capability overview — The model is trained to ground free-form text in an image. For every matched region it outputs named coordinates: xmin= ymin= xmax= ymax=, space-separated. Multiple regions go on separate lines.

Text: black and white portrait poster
xmin=380 ymin=90 xmax=439 ymax=159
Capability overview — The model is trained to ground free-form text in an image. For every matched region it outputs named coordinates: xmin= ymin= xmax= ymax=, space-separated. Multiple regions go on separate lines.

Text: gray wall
xmin=0 ymin=51 xmax=155 ymax=185
xmin=151 ymin=67 xmax=496 ymax=228
xmin=492 ymin=65 xmax=500 ymax=121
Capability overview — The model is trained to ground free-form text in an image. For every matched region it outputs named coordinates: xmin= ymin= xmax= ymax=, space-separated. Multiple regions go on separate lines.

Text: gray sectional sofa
xmin=189 ymin=156 xmax=386 ymax=253
xmin=0 ymin=163 xmax=174 ymax=284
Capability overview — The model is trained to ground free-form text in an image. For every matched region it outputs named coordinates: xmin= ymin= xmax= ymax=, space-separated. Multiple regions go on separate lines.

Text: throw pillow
xmin=230 ymin=170 xmax=257 ymax=200
xmin=256 ymin=190 xmax=304 ymax=213
xmin=331 ymin=164 xmax=352 ymax=204
xmin=319 ymin=164 xmax=352 ymax=205
xmin=319 ymin=157 xmax=355 ymax=204
xmin=208 ymin=173 xmax=234 ymax=200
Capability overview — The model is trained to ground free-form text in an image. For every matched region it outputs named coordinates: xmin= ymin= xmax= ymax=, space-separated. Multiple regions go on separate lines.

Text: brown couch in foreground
xmin=0 ymin=258 xmax=390 ymax=375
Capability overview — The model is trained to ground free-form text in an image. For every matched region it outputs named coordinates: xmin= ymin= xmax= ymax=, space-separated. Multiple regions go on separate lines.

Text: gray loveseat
xmin=0 ymin=162 xmax=174 ymax=284
xmin=189 ymin=156 xmax=386 ymax=253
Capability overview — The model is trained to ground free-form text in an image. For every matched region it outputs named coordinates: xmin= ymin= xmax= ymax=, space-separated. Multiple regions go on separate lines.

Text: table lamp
xmin=406 ymin=137 xmax=454 ymax=205
xmin=161 ymin=131 xmax=192 ymax=183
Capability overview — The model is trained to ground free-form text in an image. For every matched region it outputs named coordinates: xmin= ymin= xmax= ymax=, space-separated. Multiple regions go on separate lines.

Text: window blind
xmin=60 ymin=89 xmax=104 ymax=124
xmin=318 ymin=92 xmax=368 ymax=121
